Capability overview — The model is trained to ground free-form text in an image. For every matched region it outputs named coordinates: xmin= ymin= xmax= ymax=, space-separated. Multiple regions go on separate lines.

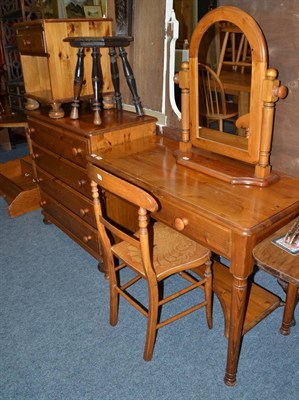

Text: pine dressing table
xmin=86 ymin=135 xmax=299 ymax=386
xmin=87 ymin=6 xmax=298 ymax=386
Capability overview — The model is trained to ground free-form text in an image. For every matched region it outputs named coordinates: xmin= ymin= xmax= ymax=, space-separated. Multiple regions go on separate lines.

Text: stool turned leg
xmin=109 ymin=47 xmax=122 ymax=111
xmin=71 ymin=48 xmax=85 ymax=120
xmin=280 ymin=283 xmax=298 ymax=335
xmin=118 ymin=47 xmax=144 ymax=116
xmin=91 ymin=47 xmax=102 ymax=125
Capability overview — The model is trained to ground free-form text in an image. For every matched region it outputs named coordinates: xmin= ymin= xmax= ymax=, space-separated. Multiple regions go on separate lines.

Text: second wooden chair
xmin=198 ymin=63 xmax=238 ymax=132
xmin=87 ymin=163 xmax=213 ymax=361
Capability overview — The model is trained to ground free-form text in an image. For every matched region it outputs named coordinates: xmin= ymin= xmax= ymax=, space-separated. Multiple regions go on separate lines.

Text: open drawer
xmin=0 ymin=155 xmax=40 ymax=217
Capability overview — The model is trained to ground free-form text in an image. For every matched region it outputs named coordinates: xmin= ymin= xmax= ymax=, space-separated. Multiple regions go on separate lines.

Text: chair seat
xmin=63 ymin=35 xmax=134 ymax=48
xmin=112 ymin=222 xmax=211 ymax=280
xmin=206 ymin=101 xmax=238 ymax=121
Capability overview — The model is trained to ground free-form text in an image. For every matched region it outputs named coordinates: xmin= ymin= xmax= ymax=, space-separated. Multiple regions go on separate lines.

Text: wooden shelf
xmin=195 ymin=260 xmax=281 ymax=338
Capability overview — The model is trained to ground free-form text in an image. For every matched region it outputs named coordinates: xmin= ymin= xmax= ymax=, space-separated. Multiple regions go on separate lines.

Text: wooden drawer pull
xmin=79 ymin=208 xmax=89 ymax=216
xmin=78 ymin=179 xmax=86 ymax=187
xmin=83 ymin=235 xmax=92 ymax=243
xmin=40 ymin=200 xmax=47 ymax=207
xmin=32 ymin=153 xmax=39 ymax=159
xmin=174 ymin=217 xmax=189 ymax=231
xmin=72 ymin=147 xmax=83 ymax=156
xmin=22 ymin=39 xmax=31 ymax=46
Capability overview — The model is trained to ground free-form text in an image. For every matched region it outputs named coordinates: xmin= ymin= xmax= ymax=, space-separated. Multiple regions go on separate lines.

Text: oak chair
xmin=87 ymin=164 xmax=213 ymax=361
xmin=198 ymin=63 xmax=238 ymax=132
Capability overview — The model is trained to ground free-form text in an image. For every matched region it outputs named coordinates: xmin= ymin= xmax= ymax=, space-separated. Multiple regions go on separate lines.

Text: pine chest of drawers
xmin=26 ymin=107 xmax=157 ymax=265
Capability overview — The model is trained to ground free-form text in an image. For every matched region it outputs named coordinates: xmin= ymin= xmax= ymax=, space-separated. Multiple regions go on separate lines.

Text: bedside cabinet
xmin=15 ymin=18 xmax=114 ymax=119
xmin=26 ymin=107 xmax=157 ymax=267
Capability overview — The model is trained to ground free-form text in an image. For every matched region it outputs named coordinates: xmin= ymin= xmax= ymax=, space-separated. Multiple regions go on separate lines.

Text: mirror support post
xmin=255 ymin=69 xmax=287 ymax=178
xmin=176 ymin=62 xmax=192 ymax=153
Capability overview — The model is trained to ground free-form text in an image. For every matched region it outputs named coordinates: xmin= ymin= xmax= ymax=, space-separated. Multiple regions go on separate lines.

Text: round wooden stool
xmin=63 ymin=35 xmax=143 ymax=125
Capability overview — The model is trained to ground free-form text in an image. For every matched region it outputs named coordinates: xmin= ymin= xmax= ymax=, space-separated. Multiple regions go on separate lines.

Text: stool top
xmin=63 ymin=35 xmax=133 ymax=48
xmin=253 ymin=219 xmax=299 ymax=286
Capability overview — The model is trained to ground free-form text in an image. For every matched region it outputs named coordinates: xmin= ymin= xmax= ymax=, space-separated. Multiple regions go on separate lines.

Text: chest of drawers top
xmin=27 ymin=108 xmax=158 ymax=159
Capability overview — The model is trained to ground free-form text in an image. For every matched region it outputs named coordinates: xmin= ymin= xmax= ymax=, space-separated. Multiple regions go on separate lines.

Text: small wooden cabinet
xmin=26 ymin=107 xmax=157 ymax=263
xmin=15 ymin=18 xmax=114 ymax=118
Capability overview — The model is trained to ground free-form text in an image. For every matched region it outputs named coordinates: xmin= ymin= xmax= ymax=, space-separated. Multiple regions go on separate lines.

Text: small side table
xmin=253 ymin=219 xmax=299 ymax=335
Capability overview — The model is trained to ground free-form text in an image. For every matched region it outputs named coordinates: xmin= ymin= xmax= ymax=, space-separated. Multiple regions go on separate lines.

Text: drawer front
xmin=32 ymin=145 xmax=91 ymax=198
xmin=155 ymin=198 xmax=232 ymax=258
xmin=41 ymin=192 xmax=100 ymax=257
xmin=16 ymin=26 xmax=46 ymax=55
xmin=39 ymin=174 xmax=96 ymax=228
xmin=28 ymin=121 xmax=88 ymax=168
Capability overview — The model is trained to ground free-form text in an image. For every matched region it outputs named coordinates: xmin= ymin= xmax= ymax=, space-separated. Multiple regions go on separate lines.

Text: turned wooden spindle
xmin=255 ymin=68 xmax=288 ymax=178
xmin=176 ymin=61 xmax=192 ymax=154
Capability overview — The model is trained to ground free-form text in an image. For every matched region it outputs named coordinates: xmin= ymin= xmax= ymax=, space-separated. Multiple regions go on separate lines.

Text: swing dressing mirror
xmin=176 ymin=6 xmax=287 ymax=186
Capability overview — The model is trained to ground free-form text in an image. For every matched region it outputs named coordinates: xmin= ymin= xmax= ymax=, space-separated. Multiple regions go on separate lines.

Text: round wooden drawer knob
xmin=78 ymin=179 xmax=86 ymax=187
xmin=83 ymin=235 xmax=92 ymax=243
xmin=79 ymin=208 xmax=89 ymax=217
xmin=72 ymin=147 xmax=83 ymax=157
xmin=40 ymin=200 xmax=47 ymax=207
xmin=174 ymin=217 xmax=189 ymax=231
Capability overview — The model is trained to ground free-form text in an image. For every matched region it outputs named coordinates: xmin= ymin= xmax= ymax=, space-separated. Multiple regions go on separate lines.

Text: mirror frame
xmin=189 ymin=6 xmax=267 ymax=164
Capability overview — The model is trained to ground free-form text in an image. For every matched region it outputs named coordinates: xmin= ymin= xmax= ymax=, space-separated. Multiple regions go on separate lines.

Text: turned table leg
xmin=224 ymin=275 xmax=248 ymax=386
xmin=280 ymin=283 xmax=298 ymax=335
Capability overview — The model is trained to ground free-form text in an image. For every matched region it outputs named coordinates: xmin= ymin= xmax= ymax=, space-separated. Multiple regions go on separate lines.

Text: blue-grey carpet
xmin=0 ymin=145 xmax=298 ymax=400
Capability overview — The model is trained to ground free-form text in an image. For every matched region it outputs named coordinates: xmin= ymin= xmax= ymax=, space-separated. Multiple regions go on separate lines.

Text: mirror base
xmin=175 ymin=149 xmax=280 ymax=187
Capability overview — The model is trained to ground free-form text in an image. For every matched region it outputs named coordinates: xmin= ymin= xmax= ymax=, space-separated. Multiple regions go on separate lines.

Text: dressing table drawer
xmin=156 ymin=199 xmax=232 ymax=258
xmin=32 ymin=145 xmax=91 ymax=198
xmin=41 ymin=192 xmax=100 ymax=258
xmin=29 ymin=122 xmax=88 ymax=168
xmin=39 ymin=176 xmax=96 ymax=228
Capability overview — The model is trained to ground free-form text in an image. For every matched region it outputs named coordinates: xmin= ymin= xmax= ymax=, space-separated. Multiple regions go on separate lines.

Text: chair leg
xmin=71 ymin=48 xmax=85 ymax=120
xmin=91 ymin=47 xmax=102 ymax=125
xmin=110 ymin=284 xmax=119 ymax=326
xmin=109 ymin=263 xmax=119 ymax=326
xmin=219 ymin=119 xmax=224 ymax=132
xmin=109 ymin=47 xmax=122 ymax=111
xmin=118 ymin=47 xmax=144 ymax=116
xmin=143 ymin=283 xmax=159 ymax=361
xmin=204 ymin=261 xmax=213 ymax=330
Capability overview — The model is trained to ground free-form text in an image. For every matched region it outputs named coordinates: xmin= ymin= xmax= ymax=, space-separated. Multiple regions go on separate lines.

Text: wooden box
xmin=0 ymin=155 xmax=40 ymax=217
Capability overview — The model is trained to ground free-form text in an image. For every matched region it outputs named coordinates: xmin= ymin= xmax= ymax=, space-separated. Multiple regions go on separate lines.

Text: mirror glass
xmin=197 ymin=22 xmax=251 ymax=143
